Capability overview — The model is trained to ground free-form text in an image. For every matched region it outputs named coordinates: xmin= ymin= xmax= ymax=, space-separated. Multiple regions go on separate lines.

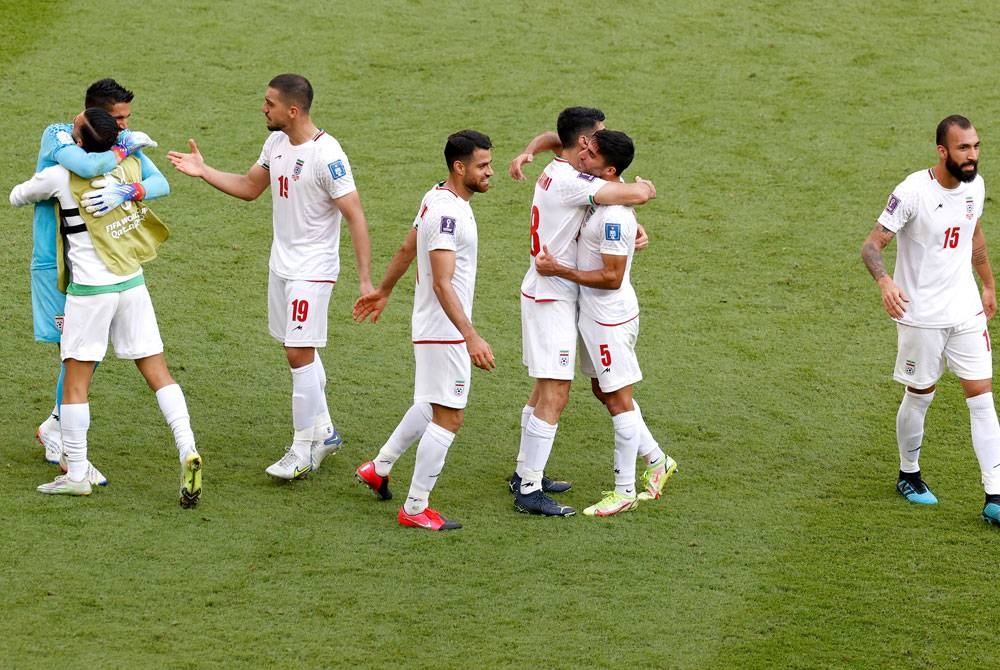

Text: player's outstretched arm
xmin=353 ymin=227 xmax=418 ymax=323
xmin=972 ymin=220 xmax=997 ymax=320
xmin=861 ymin=222 xmax=908 ymax=319
xmin=167 ymin=139 xmax=268 ymax=201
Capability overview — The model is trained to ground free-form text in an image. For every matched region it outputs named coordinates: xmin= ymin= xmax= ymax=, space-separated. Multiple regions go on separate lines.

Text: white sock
xmin=290 ymin=362 xmax=321 ymax=432
xmin=520 ymin=414 xmax=557 ymax=494
xmin=897 ymin=389 xmax=934 ymax=474
xmin=312 ymin=353 xmax=334 ymax=439
xmin=967 ymin=392 xmax=1000 ymax=494
xmin=514 ymin=405 xmax=533 ymax=477
xmin=156 ymin=384 xmax=197 ymax=460
xmin=404 ymin=421 xmax=455 ymax=514
xmin=61 ymin=403 xmax=90 ymax=482
xmin=375 ymin=403 xmax=432 ymax=476
xmin=632 ymin=401 xmax=665 ymax=464
xmin=613 ymin=411 xmax=640 ymax=496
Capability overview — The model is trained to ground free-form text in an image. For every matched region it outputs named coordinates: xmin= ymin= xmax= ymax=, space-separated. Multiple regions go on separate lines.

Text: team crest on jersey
xmin=577 ymin=172 xmax=596 ymax=182
xmin=292 ymin=158 xmax=305 ymax=181
xmin=605 ymin=223 xmax=621 ymax=241
xmin=904 ymin=359 xmax=917 ymax=376
xmin=440 ymin=216 xmax=456 ymax=234
xmin=966 ymin=196 xmax=975 ymax=220
xmin=328 ymin=160 xmax=347 ymax=180
xmin=454 ymin=380 xmax=466 ymax=396
xmin=54 ymin=316 xmax=64 ymax=333
xmin=885 ymin=194 xmax=900 ymax=215
xmin=559 ymin=349 xmax=570 ymax=367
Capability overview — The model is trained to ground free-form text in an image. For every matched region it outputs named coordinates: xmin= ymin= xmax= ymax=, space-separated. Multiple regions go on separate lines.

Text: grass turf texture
xmin=2 ymin=0 xmax=1000 ymax=667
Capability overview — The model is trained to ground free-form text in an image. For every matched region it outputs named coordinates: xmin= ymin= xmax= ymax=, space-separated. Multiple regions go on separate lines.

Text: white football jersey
xmin=411 ymin=183 xmax=478 ymax=342
xmin=577 ymin=204 xmax=639 ymax=324
xmin=257 ymin=130 xmax=357 ymax=281
xmin=10 ymin=165 xmax=141 ymax=287
xmin=878 ymin=168 xmax=986 ymax=327
xmin=520 ymin=156 xmax=606 ymax=302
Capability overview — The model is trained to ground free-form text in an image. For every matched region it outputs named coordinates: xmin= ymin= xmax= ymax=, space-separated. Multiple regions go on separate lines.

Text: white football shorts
xmin=413 ymin=341 xmax=471 ymax=409
xmin=268 ymin=271 xmax=334 ymax=347
xmin=60 ymin=284 xmax=163 ymax=362
xmin=578 ymin=314 xmax=642 ymax=393
xmin=521 ymin=295 xmax=578 ymax=380
xmin=894 ymin=313 xmax=993 ymax=388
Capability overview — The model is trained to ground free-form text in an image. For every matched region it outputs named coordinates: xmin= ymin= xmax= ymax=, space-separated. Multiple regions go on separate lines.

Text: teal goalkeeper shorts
xmin=31 ymin=267 xmax=65 ymax=343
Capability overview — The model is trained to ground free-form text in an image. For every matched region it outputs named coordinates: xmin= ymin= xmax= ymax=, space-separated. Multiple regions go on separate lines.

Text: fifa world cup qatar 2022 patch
xmin=328 ymin=160 xmax=347 ymax=180
xmin=577 ymin=172 xmax=596 ymax=182
xmin=885 ymin=194 xmax=901 ymax=215
xmin=605 ymin=223 xmax=621 ymax=241
xmin=440 ymin=216 xmax=456 ymax=235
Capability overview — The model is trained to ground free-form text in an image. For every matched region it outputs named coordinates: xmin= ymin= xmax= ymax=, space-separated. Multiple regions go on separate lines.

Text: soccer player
xmin=512 ymin=107 xmax=656 ymax=517
xmin=352 ymin=130 xmax=495 ymax=531
xmin=32 ymin=79 xmax=162 ymax=473
xmin=861 ymin=114 xmax=1000 ymax=526
xmin=535 ymin=130 xmax=677 ymax=516
xmin=10 ymin=108 xmax=203 ymax=507
xmin=167 ymin=73 xmax=373 ymax=479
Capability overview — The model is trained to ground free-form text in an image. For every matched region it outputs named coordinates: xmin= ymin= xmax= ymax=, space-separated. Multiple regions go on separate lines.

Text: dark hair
xmin=556 ymin=106 xmax=605 ymax=149
xmin=590 ymin=129 xmax=635 ymax=176
xmin=444 ymin=129 xmax=493 ymax=171
xmin=936 ymin=115 xmax=973 ymax=147
xmin=268 ymin=73 xmax=314 ymax=113
xmin=78 ymin=108 xmax=120 ymax=153
xmin=85 ymin=78 xmax=134 ymax=109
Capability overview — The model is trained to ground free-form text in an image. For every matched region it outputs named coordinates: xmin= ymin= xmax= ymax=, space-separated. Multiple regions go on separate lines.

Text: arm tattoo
xmin=861 ymin=226 xmax=894 ymax=281
xmin=862 ymin=242 xmax=888 ymax=280
xmin=973 ymin=244 xmax=989 ymax=267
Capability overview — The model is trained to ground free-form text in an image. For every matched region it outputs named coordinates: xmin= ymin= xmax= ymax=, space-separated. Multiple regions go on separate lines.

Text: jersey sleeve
xmin=256 ymin=133 xmax=278 ymax=170
xmin=556 ymin=169 xmax=606 ymax=208
xmin=40 ymin=125 xmax=118 ymax=178
xmin=876 ymin=180 xmax=916 ymax=233
xmin=598 ymin=207 xmax=636 ymax=256
xmin=135 ymin=150 xmax=170 ymax=201
xmin=420 ymin=200 xmax=459 ymax=253
xmin=9 ymin=166 xmax=66 ymax=207
xmin=315 ymin=141 xmax=357 ymax=200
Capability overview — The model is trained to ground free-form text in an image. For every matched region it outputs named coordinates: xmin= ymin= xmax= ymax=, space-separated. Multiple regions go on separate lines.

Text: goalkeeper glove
xmin=80 ymin=179 xmax=146 ymax=217
xmin=112 ymin=130 xmax=158 ymax=160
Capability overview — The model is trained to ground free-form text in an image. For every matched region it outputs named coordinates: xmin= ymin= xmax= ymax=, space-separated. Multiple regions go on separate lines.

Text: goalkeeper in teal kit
xmin=31 ymin=79 xmax=166 ymax=482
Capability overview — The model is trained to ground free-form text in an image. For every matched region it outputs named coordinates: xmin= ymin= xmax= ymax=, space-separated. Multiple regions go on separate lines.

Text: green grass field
xmin=3 ymin=1 xmax=1000 ymax=668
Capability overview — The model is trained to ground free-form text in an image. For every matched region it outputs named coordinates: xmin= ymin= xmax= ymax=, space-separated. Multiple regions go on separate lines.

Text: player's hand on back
xmin=534 ymin=244 xmax=560 ymax=276
xmin=508 ymin=152 xmax=534 ymax=181
xmin=81 ymin=179 xmax=144 ymax=216
xmin=114 ymin=129 xmax=158 ymax=159
xmin=635 ymin=224 xmax=649 ymax=251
